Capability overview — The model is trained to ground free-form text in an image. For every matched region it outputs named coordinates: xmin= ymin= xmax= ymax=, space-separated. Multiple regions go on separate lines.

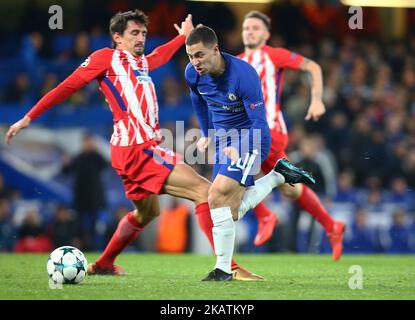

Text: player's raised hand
xmin=223 ymin=146 xmax=240 ymax=163
xmin=174 ymin=14 xmax=194 ymax=38
xmin=305 ymin=100 xmax=326 ymax=122
xmin=5 ymin=116 xmax=31 ymax=145
xmin=197 ymin=136 xmax=210 ymax=152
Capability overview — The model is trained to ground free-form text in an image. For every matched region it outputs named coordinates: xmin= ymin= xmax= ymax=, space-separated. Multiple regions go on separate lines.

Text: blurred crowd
xmin=1 ymin=0 xmax=415 ymax=253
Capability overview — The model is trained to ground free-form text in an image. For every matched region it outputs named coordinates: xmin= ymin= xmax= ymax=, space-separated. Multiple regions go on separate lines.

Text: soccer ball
xmin=47 ymin=246 xmax=88 ymax=284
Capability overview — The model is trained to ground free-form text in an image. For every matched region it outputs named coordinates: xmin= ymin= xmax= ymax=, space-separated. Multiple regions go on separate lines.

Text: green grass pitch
xmin=0 ymin=253 xmax=414 ymax=300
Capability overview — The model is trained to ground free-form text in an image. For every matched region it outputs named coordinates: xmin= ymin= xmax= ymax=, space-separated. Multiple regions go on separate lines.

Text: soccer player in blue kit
xmin=185 ymin=26 xmax=315 ymax=281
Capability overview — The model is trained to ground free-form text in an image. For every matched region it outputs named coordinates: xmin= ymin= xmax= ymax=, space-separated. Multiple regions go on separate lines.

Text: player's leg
xmin=251 ymin=132 xmax=288 ymax=246
xmin=252 ymin=202 xmax=279 ymax=246
xmin=279 ymin=182 xmax=345 ymax=261
xmin=202 ymin=173 xmax=246 ymax=281
xmin=161 ymin=163 xmax=218 ymax=260
xmin=249 ymin=161 xmax=280 ymax=247
xmin=253 ymin=130 xmax=288 ymax=246
xmin=237 ymin=158 xmax=315 ymax=220
xmin=161 ymin=162 xmax=260 ymax=280
xmin=203 ymin=146 xmax=269 ymax=281
xmin=202 ymin=147 xmax=313 ymax=281
xmin=250 ymin=131 xmax=319 ymax=247
xmin=89 ymin=142 xmax=165 ymax=275
xmin=161 ymin=162 xmax=210 ymax=205
xmin=89 ymin=194 xmax=160 ymax=275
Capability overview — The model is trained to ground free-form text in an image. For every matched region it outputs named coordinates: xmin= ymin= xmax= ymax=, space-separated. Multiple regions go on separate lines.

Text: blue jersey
xmin=185 ymin=52 xmax=270 ymax=156
xmin=185 ymin=53 xmax=271 ymax=186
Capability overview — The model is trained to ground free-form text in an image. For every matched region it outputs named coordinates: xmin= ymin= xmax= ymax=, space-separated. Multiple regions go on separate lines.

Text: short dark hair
xmin=109 ymin=9 xmax=149 ymax=48
xmin=244 ymin=10 xmax=271 ymax=31
xmin=185 ymin=26 xmax=218 ymax=48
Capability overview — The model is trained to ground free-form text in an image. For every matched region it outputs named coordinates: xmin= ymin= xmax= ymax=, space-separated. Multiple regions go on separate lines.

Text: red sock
xmin=195 ymin=202 xmax=238 ymax=270
xmin=253 ymin=202 xmax=274 ymax=220
xmin=296 ymin=185 xmax=334 ymax=233
xmin=96 ymin=211 xmax=144 ymax=268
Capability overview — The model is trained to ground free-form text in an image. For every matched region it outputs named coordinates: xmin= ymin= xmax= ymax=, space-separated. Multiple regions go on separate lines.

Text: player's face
xmin=242 ymin=18 xmax=270 ymax=50
xmin=186 ymin=42 xmax=220 ymax=75
xmin=114 ymin=20 xmax=147 ymax=56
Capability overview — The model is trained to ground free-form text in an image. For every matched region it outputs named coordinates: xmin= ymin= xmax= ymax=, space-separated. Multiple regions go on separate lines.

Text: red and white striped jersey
xmin=27 ymin=35 xmax=185 ymax=147
xmin=90 ymin=48 xmax=161 ymax=146
xmin=238 ymin=45 xmax=303 ymax=134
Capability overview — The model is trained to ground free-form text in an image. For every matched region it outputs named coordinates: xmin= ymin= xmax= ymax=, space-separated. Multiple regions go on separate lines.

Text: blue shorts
xmin=212 ymin=139 xmax=270 ymax=187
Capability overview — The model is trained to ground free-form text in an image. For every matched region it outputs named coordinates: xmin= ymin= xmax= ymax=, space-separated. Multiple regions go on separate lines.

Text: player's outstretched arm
xmin=5 ymin=49 xmax=110 ymax=145
xmin=5 ymin=73 xmax=90 ymax=145
xmin=5 ymin=115 xmax=31 ymax=145
xmin=300 ymin=58 xmax=325 ymax=121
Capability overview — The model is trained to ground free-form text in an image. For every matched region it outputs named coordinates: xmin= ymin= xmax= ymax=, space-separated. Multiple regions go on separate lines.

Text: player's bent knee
xmin=132 ymin=206 xmax=160 ymax=225
xmin=207 ymin=192 xmax=221 ymax=209
xmin=207 ymin=187 xmax=227 ymax=209
xmin=208 ymin=188 xmax=241 ymax=219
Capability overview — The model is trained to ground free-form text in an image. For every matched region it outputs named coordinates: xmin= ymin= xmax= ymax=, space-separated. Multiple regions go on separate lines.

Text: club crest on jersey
xmin=80 ymin=57 xmax=90 ymax=67
xmin=228 ymin=93 xmax=237 ymax=101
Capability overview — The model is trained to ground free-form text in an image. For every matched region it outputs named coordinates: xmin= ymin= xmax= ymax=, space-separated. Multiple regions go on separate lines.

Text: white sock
xmin=210 ymin=207 xmax=235 ymax=274
xmin=238 ymin=171 xmax=285 ymax=220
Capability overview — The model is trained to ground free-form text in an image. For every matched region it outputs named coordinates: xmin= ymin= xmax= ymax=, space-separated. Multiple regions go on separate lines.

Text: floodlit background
xmin=0 ymin=0 xmax=414 ymax=255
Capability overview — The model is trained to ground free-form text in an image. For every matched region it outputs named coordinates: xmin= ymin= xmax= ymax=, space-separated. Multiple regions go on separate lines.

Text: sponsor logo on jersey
xmin=250 ymin=101 xmax=264 ymax=110
xmin=213 ymin=102 xmax=244 ymax=112
xmin=134 ymin=69 xmax=152 ymax=82
xmin=136 ymin=75 xmax=152 ymax=82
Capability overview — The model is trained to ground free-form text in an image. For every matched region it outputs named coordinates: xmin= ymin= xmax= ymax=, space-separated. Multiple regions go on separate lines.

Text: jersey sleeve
xmin=239 ymin=62 xmax=270 ymax=153
xmin=27 ymin=49 xmax=112 ymax=120
xmin=185 ymin=64 xmax=210 ymax=137
xmin=75 ymin=48 xmax=113 ymax=83
xmin=266 ymin=47 xmax=304 ymax=70
xmin=146 ymin=35 xmax=185 ymax=71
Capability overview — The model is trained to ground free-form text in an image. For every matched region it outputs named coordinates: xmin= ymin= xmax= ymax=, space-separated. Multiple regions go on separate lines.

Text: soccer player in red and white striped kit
xmin=6 ymin=10 xmax=262 ymax=280
xmin=238 ymin=11 xmax=345 ymax=260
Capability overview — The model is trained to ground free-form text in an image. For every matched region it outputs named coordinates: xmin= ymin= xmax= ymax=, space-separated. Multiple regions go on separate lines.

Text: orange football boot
xmin=87 ymin=262 xmax=126 ymax=276
xmin=254 ymin=213 xmax=279 ymax=246
xmin=328 ymin=221 xmax=346 ymax=261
